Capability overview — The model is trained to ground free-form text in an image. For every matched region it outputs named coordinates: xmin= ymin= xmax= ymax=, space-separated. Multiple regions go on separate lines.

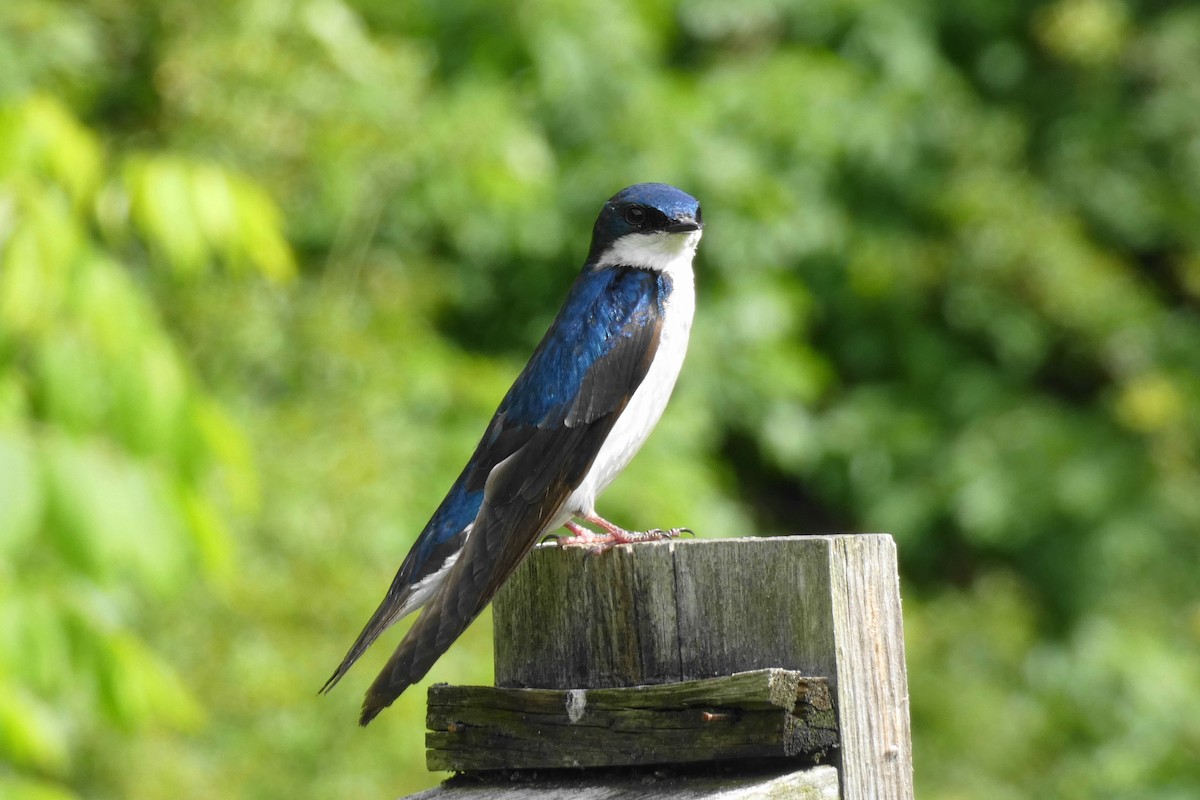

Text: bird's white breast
xmin=565 ymin=229 xmax=700 ymax=517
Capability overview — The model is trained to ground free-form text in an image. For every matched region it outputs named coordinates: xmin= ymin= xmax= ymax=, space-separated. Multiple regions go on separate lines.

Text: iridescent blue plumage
xmin=322 ymin=183 xmax=703 ymax=724
xmin=498 ymin=268 xmax=665 ymax=427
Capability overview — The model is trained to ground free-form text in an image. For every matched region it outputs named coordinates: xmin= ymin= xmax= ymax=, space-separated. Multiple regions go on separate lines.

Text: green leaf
xmin=41 ymin=434 xmax=189 ymax=592
xmin=0 ymin=683 xmax=68 ymax=773
xmin=0 ymin=775 xmax=78 ymax=800
xmin=94 ymin=631 xmax=204 ymax=731
xmin=0 ymin=430 xmax=40 ymax=557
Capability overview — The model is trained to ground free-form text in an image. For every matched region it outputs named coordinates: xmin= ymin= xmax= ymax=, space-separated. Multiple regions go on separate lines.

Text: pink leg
xmin=552 ymin=513 xmax=693 ymax=551
xmin=551 ymin=520 xmax=616 ymax=547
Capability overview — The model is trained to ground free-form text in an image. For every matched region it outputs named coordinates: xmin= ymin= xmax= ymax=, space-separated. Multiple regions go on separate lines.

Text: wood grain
xmin=426 ymin=669 xmax=837 ymax=772
xmin=492 ymin=543 xmax=680 ymax=688
xmin=826 ymin=535 xmax=913 ymax=800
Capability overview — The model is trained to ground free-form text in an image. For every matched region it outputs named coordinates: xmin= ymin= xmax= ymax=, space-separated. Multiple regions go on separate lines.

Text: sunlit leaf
xmin=94 ymin=631 xmax=204 ymax=731
xmin=0 ymin=683 xmax=68 ymax=773
xmin=0 ymin=430 xmax=40 ymax=556
xmin=0 ymin=95 xmax=102 ymax=208
xmin=124 ymin=155 xmax=209 ymax=276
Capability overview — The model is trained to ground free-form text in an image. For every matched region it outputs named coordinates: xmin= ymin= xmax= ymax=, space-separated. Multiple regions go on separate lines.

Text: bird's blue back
xmin=499 ymin=267 xmax=667 ymax=427
xmin=406 ymin=264 xmax=667 ymax=570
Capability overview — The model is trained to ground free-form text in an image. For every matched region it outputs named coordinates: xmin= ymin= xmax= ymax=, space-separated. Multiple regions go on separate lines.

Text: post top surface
xmin=529 ymin=532 xmax=894 ymax=553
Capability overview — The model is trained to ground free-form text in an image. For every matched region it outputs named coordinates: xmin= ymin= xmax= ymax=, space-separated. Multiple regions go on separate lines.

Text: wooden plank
xmin=493 ymin=543 xmax=680 ymax=688
xmin=670 ymin=538 xmax=838 ymax=682
xmin=491 ymin=535 xmax=914 ymax=800
xmin=404 ymin=763 xmax=840 ymax=799
xmin=425 ymin=669 xmax=837 ymax=772
xmin=827 ymin=536 xmax=913 ymax=800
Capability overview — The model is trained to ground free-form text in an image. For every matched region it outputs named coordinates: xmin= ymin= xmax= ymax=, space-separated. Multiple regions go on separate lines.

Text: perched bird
xmin=321 ymin=183 xmax=703 ymax=725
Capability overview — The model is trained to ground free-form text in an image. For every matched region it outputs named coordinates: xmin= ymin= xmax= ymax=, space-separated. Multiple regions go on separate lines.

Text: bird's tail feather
xmin=319 ymin=594 xmax=411 ymax=695
xmin=357 ymin=593 xmax=461 ymax=724
xmin=357 ymin=524 xmax=543 ymax=724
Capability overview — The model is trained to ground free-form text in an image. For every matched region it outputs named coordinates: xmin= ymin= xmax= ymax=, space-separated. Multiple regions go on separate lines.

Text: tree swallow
xmin=321 ymin=183 xmax=703 ymax=725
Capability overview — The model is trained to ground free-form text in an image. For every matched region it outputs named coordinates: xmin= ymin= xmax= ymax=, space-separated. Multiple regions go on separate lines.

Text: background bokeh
xmin=2 ymin=0 xmax=1199 ymax=797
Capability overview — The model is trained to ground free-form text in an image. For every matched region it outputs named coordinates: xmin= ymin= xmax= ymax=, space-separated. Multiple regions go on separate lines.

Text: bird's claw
xmin=648 ymin=527 xmax=694 ymax=539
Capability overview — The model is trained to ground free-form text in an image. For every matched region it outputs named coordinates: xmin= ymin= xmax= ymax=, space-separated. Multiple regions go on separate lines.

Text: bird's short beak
xmin=664 ymin=216 xmax=702 ymax=233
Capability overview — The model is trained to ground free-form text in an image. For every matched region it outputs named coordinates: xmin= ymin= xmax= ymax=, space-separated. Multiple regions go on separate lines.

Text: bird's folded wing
xmin=358 ymin=266 xmax=667 ymax=723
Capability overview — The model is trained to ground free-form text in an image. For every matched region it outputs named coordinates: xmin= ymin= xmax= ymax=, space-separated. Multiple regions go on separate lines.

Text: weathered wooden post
xmin=407 ymin=535 xmax=913 ymax=799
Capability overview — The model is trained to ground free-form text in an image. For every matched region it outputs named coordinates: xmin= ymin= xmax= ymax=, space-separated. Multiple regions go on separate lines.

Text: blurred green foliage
xmin=2 ymin=0 xmax=1199 ymax=797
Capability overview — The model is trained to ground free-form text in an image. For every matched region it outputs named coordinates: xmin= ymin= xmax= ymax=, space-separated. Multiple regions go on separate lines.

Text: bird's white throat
xmin=595 ymin=230 xmax=702 ymax=279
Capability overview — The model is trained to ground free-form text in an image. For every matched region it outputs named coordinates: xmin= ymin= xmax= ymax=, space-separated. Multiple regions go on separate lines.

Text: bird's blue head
xmin=586 ymin=183 xmax=703 ymax=269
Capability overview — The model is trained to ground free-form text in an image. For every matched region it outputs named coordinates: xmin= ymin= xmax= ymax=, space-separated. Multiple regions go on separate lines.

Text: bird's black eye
xmin=624 ymin=205 xmax=647 ymax=227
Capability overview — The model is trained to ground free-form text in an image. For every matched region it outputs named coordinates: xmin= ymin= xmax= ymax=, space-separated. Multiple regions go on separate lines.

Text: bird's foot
xmin=552 ymin=516 xmax=693 ymax=552
xmin=551 ymin=526 xmax=616 ymax=548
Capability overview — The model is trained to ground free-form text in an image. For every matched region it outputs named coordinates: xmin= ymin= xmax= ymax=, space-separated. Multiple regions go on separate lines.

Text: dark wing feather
xmin=358 ymin=268 xmax=664 ymax=724
xmin=318 ymin=483 xmax=478 ymax=694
